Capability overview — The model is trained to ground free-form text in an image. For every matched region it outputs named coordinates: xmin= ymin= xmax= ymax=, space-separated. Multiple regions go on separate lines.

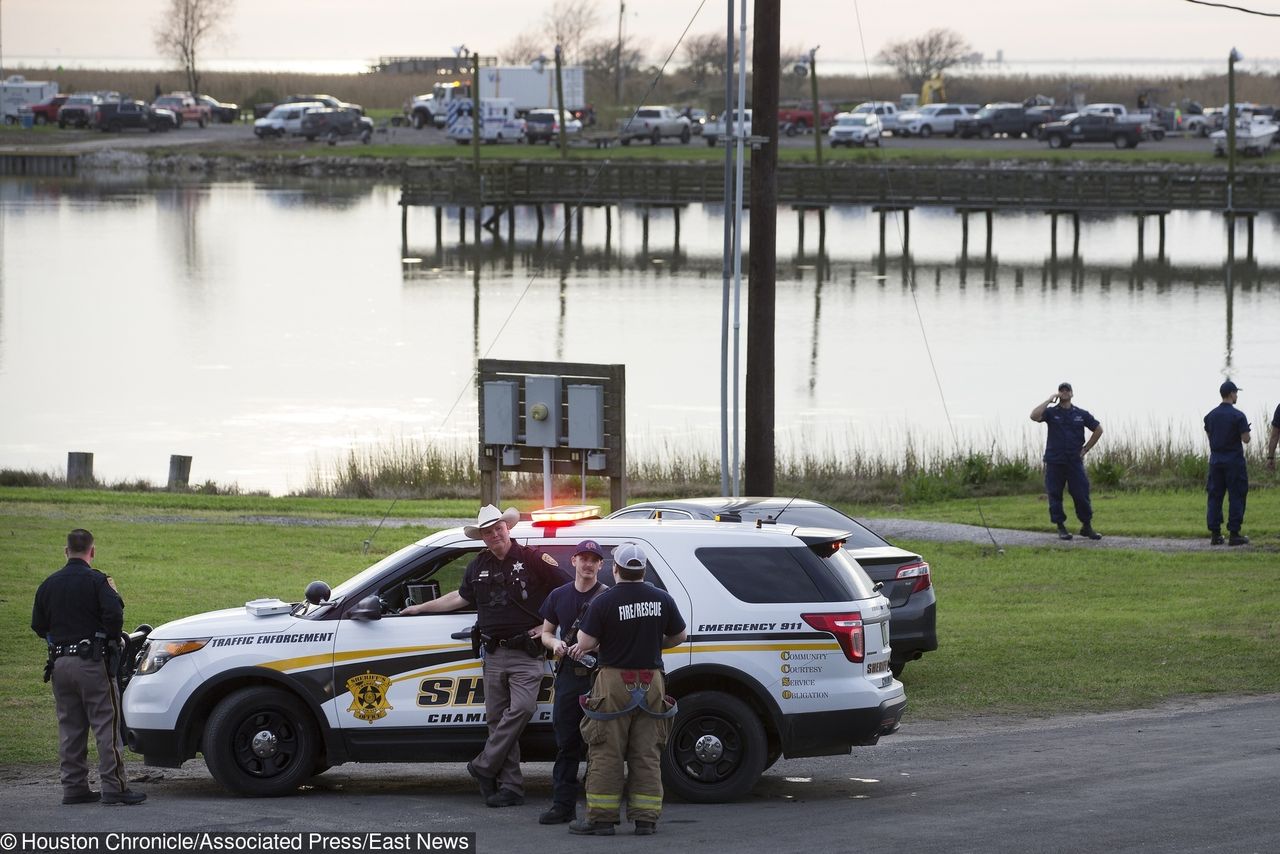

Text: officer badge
xmin=346 ymin=671 xmax=393 ymax=723
xmin=542 ymin=553 xmax=559 ymax=567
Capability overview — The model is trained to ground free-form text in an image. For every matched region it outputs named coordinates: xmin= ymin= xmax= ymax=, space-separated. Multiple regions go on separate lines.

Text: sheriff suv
xmin=122 ymin=511 xmax=906 ymax=803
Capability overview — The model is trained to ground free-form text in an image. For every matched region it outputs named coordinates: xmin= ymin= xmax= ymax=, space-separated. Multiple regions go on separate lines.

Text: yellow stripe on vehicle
xmin=261 ymin=643 xmax=469 ymax=673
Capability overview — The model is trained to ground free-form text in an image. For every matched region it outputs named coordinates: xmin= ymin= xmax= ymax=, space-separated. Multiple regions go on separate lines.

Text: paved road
xmin=3 ymin=694 xmax=1276 ymax=852
xmin=6 ymin=121 xmax=1223 ymax=156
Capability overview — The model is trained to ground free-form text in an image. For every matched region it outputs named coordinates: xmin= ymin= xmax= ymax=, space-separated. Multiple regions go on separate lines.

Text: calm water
xmin=1 ymin=176 xmax=1276 ymax=494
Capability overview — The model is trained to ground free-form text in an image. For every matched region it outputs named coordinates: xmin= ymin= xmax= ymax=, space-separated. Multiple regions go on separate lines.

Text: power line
xmin=1182 ymin=0 xmax=1280 ymax=17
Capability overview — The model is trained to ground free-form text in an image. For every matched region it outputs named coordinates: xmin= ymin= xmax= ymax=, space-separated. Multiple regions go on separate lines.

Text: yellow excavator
xmin=921 ymin=75 xmax=946 ymax=105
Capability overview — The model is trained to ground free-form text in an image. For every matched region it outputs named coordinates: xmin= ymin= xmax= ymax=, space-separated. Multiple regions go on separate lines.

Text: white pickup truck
xmin=851 ymin=101 xmax=902 ymax=135
xmin=702 ymin=109 xmax=752 ymax=147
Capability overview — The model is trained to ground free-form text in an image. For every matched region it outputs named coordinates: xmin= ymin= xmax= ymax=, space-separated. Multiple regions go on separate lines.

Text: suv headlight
xmin=136 ymin=639 xmax=209 ymax=675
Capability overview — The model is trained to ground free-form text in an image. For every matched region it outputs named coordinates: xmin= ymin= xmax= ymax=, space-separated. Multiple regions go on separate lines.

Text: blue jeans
xmin=551 ymin=665 xmax=592 ymax=810
xmin=1206 ymin=460 xmax=1248 ymax=534
xmin=1045 ymin=457 xmax=1092 ymax=525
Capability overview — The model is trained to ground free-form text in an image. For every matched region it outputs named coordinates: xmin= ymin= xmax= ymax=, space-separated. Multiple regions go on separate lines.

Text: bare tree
xmin=502 ymin=31 xmax=546 ymax=65
xmin=680 ymin=32 xmax=728 ymax=83
xmin=153 ymin=0 xmax=234 ymax=96
xmin=581 ymin=36 xmax=643 ymax=104
xmin=544 ymin=0 xmax=600 ymax=64
xmin=876 ymin=28 xmax=971 ymax=90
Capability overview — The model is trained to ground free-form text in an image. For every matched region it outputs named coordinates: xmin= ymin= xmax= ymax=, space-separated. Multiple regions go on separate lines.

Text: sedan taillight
xmin=801 ymin=612 xmax=864 ymax=663
xmin=895 ymin=561 xmax=932 ymax=593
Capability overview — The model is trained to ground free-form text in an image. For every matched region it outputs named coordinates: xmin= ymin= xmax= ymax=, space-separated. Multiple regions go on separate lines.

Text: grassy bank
xmin=2 ymin=494 xmax=1277 ymax=764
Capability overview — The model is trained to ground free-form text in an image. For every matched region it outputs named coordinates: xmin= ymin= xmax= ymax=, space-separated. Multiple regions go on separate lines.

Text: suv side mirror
xmin=349 ymin=595 xmax=383 ymax=621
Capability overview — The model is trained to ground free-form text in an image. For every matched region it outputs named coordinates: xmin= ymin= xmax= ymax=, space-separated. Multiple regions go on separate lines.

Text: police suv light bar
xmin=529 ymin=505 xmax=601 ymax=525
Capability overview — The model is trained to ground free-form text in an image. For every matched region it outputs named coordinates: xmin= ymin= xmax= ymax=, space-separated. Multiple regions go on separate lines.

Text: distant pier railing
xmin=0 ymin=152 xmax=77 ymax=177
xmin=401 ymin=161 xmax=1279 ymax=213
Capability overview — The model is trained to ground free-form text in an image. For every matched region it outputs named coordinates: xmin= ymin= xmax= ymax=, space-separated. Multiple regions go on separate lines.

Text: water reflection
xmin=2 ymin=178 xmax=1276 ymax=493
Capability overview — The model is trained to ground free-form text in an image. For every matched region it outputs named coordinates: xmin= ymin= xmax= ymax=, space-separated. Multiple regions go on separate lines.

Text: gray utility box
xmin=567 ymin=384 xmax=604 ymax=449
xmin=483 ymin=381 xmax=519 ymax=445
xmin=524 ymin=376 xmax=561 ymax=448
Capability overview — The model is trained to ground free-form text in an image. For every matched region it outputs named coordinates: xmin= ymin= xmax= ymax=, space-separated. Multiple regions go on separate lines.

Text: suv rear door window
xmin=696 ymin=546 xmax=862 ymax=603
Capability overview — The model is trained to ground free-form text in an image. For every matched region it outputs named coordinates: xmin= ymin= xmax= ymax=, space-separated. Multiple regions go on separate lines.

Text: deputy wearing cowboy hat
xmin=403 ymin=504 xmax=568 ymax=807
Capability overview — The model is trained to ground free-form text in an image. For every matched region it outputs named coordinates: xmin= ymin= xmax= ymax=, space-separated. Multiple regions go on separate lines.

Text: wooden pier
xmin=401 ymin=161 xmax=1280 ymax=213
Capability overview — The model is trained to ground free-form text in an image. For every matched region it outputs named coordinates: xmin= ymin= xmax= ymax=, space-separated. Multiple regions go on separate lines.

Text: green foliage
xmin=960 ymin=453 xmax=994 ymax=486
xmin=1088 ymin=458 xmax=1126 ymax=489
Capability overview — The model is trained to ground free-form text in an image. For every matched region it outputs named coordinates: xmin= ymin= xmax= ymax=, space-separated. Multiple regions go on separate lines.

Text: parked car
xmin=58 ymin=94 xmax=112 ymax=128
xmin=1025 ymin=105 xmax=1076 ymax=138
xmin=256 ymin=93 xmax=364 ymax=119
xmin=896 ymin=103 xmax=975 ymax=138
xmin=955 ymin=103 xmax=1033 ymax=138
xmin=702 ymin=108 xmax=752 ymax=146
xmin=93 ymin=100 xmax=177 ymax=133
xmin=196 ymin=94 xmax=239 ymax=123
xmin=688 ymin=108 xmax=708 ymax=135
xmin=299 ymin=108 xmax=374 ymax=144
xmin=619 ymin=106 xmax=692 ymax=145
xmin=607 ymin=497 xmax=937 ymax=677
xmin=29 ymin=94 xmax=70 ymax=125
xmin=828 ymin=112 xmax=882 ymax=147
xmin=1042 ymin=114 xmax=1152 ymax=149
xmin=122 ymin=510 xmax=906 ymax=801
xmin=254 ymin=101 xmax=325 ymax=138
xmin=153 ymin=93 xmax=212 ymax=128
xmin=778 ymin=101 xmax=837 ymax=134
xmin=523 ymin=108 xmax=583 ymax=144
xmin=850 ymin=101 xmax=901 ymax=135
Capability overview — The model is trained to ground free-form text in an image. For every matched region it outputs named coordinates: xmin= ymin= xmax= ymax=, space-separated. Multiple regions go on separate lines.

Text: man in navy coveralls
xmin=1031 ymin=382 xmax=1105 ymax=541
xmin=1204 ymin=380 xmax=1252 ymax=546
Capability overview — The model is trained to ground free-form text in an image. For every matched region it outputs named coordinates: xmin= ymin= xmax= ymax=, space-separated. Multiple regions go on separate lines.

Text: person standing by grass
xmin=1204 ymin=381 xmax=1251 ymax=546
xmin=1031 ymin=382 xmax=1104 ymax=541
xmin=1267 ymin=400 xmax=1279 ymax=473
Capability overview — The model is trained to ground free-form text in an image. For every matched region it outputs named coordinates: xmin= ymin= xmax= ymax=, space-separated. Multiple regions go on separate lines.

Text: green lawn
xmin=842 ymin=488 xmax=1280 ymax=540
xmin=3 ymin=490 xmax=1277 ymax=765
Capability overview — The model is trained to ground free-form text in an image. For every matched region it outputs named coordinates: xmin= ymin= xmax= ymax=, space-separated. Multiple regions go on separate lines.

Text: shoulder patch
xmin=542 ymin=553 xmax=559 ymax=567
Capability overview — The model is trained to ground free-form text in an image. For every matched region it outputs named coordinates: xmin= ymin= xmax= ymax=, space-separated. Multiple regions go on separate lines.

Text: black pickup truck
xmin=299 ymin=108 xmax=374 ymax=144
xmin=1041 ymin=114 xmax=1150 ymax=149
xmin=955 ymin=104 xmax=1034 ymax=139
xmin=93 ymin=100 xmax=178 ymax=132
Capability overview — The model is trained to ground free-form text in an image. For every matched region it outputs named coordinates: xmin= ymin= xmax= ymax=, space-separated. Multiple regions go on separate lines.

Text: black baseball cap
xmin=1058 ymin=382 xmax=1073 ymax=392
xmin=1220 ymin=380 xmax=1241 ymax=396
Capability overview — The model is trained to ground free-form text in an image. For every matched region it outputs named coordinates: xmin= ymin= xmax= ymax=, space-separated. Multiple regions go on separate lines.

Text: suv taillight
xmin=94 ymin=109 xmax=102 ymax=123
xmin=801 ymin=612 xmax=864 ymax=663
xmin=895 ymin=561 xmax=931 ymax=593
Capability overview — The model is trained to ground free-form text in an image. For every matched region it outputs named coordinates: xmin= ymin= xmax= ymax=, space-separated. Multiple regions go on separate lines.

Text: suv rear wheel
xmin=204 ymin=687 xmax=318 ymax=797
xmin=662 ymin=691 xmax=767 ymax=803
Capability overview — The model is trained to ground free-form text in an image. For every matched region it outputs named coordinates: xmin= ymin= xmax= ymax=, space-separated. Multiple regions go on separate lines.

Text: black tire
xmin=413 ymin=111 xmax=426 ymax=130
xmin=1114 ymin=134 xmax=1130 ymax=149
xmin=890 ymin=661 xmax=905 ymax=679
xmin=706 ymin=137 xmax=716 ymax=147
xmin=305 ymin=135 xmax=317 ymax=142
xmin=650 ymin=128 xmax=661 ymax=145
xmin=1152 ymin=129 xmax=1165 ymax=141
xmin=874 ymin=137 xmax=881 ymax=147
xmin=979 ymin=125 xmax=993 ymax=140
xmin=198 ymin=117 xmax=207 ymax=128
xmin=919 ymin=124 xmax=932 ymax=138
xmin=663 ymin=691 xmax=767 ymax=803
xmin=680 ymin=126 xmax=691 ymax=143
xmin=621 ymin=137 xmax=631 ymax=146
xmin=204 ymin=687 xmax=318 ymax=797
xmin=1048 ymin=134 xmax=1064 ymax=149
xmin=175 ymin=115 xmax=183 ymax=129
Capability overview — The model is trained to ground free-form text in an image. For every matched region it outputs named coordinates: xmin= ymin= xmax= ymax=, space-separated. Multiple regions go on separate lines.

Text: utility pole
xmin=809 ymin=47 xmax=822 ymax=166
xmin=718 ymin=0 xmax=735 ymax=496
xmin=745 ymin=0 xmax=779 ymax=496
xmin=615 ymin=1 xmax=626 ymax=104
xmin=555 ymin=44 xmax=568 ymax=158
xmin=471 ymin=51 xmax=482 ymax=173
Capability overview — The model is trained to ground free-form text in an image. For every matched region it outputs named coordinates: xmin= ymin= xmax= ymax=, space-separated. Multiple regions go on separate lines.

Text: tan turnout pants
xmin=580 ymin=667 xmax=672 ymax=826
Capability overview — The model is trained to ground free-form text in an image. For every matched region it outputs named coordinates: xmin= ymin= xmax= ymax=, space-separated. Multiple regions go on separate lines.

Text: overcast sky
xmin=5 ymin=0 xmax=1274 ymax=66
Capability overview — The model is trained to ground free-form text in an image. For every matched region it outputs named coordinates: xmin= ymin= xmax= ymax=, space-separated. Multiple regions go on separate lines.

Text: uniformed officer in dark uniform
xmin=536 ymin=539 xmax=607 ymax=825
xmin=402 ymin=505 xmax=567 ymax=807
xmin=1031 ymin=382 xmax=1105 ymax=540
xmin=31 ymin=529 xmax=146 ymax=806
xmin=1204 ymin=380 xmax=1252 ymax=545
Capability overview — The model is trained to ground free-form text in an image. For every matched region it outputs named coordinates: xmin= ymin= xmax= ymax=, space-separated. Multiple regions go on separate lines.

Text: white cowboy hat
xmin=464 ymin=504 xmax=520 ymax=539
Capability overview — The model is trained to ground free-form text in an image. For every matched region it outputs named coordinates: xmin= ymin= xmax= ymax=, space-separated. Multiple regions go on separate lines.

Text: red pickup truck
xmin=153 ymin=93 xmax=212 ymax=128
xmin=778 ymin=102 xmax=836 ymax=134
xmin=30 ymin=95 xmax=70 ymax=125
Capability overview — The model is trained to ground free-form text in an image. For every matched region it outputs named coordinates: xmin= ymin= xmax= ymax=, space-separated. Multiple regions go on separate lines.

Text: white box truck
xmin=1 ymin=75 xmax=59 ymax=124
xmin=405 ymin=66 xmax=585 ymax=128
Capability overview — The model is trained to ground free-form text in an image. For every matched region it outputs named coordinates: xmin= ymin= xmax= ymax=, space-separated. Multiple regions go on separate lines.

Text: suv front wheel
xmin=662 ymin=691 xmax=767 ymax=803
xmin=204 ymin=687 xmax=319 ymax=796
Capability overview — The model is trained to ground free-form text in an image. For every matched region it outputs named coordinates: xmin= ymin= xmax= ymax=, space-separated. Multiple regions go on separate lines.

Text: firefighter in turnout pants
xmin=31 ymin=530 xmax=146 ymax=805
xmin=568 ymin=542 xmax=687 ymax=836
